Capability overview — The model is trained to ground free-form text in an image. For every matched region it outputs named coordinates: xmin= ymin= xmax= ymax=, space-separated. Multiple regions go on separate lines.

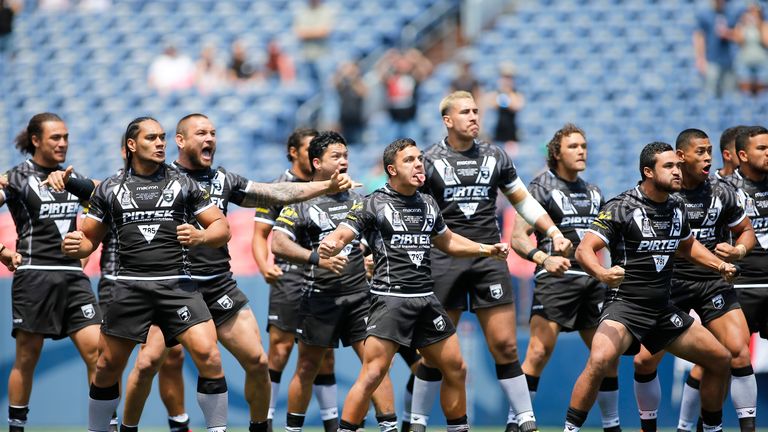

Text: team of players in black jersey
xmin=0 ymin=91 xmax=767 ymax=432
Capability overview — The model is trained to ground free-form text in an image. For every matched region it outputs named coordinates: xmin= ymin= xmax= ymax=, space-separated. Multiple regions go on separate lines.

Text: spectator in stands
xmin=228 ymin=39 xmax=260 ymax=83
xmin=195 ymin=43 xmax=227 ymax=93
xmin=378 ymin=48 xmax=432 ymax=144
xmin=0 ymin=0 xmax=21 ymax=58
xmin=294 ymin=0 xmax=334 ymax=86
xmin=334 ymin=61 xmax=367 ymax=145
xmin=694 ymin=0 xmax=742 ymax=97
xmin=147 ymin=44 xmax=195 ymax=94
xmin=733 ymin=1 xmax=768 ymax=95
xmin=488 ymin=63 xmax=524 ymax=149
xmin=78 ymin=0 xmax=110 ymax=12
xmin=450 ymin=61 xmax=481 ymax=102
xmin=264 ymin=39 xmax=296 ymax=83
xmin=38 ymin=0 xmax=69 ymax=11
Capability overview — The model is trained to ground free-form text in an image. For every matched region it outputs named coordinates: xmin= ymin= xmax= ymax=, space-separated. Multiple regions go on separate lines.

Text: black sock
xmin=376 ymin=413 xmax=398 ymax=432
xmin=524 ymin=373 xmax=540 ymax=392
xmin=168 ymin=416 xmax=190 ymax=432
xmin=8 ymin=405 xmax=29 ymax=428
xmin=701 ymin=409 xmax=722 ymax=428
xmin=269 ymin=368 xmax=282 ymax=383
xmin=250 ymin=421 xmax=269 ymax=432
xmin=339 ymin=419 xmax=359 ymax=432
xmin=287 ymin=412 xmax=305 ymax=430
xmin=120 ymin=425 xmax=138 ymax=432
xmin=566 ymin=407 xmax=588 ymax=428
xmin=640 ymin=418 xmax=657 ymax=432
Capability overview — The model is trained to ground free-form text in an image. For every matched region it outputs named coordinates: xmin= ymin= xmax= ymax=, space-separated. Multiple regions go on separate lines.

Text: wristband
xmin=546 ymin=226 xmax=563 ymax=238
xmin=308 ymin=251 xmax=320 ymax=265
xmin=526 ymin=248 xmax=542 ymax=262
xmin=64 ymin=177 xmax=96 ymax=201
xmin=735 ymin=244 xmax=747 ymax=260
xmin=478 ymin=244 xmax=488 ymax=257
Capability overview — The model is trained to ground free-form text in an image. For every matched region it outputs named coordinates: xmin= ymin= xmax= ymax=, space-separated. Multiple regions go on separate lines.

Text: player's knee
xmin=730 ymin=343 xmax=751 ymax=367
xmin=709 ymin=344 xmax=731 ymax=371
xmin=441 ymin=357 xmax=467 ymax=383
xmin=135 ymin=352 xmax=165 ymax=379
xmin=244 ymin=350 xmax=269 ymax=376
xmin=488 ymin=337 xmax=518 ymax=361
xmin=269 ymin=341 xmax=293 ymax=366
xmin=527 ymin=340 xmax=554 ymax=366
xmin=192 ymin=346 xmax=223 ymax=375
xmin=633 ymin=356 xmax=658 ymax=375
xmin=588 ymin=349 xmax=618 ymax=375
xmin=361 ymin=363 xmax=389 ymax=388
xmin=320 ymin=351 xmax=336 ymax=370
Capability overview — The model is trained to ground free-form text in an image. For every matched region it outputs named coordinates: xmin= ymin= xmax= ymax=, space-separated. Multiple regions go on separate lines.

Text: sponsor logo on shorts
xmin=177 ymin=306 xmax=191 ymax=322
xmin=710 ymin=294 xmax=725 ymax=310
xmin=296 ymin=329 xmax=303 ymax=334
xmin=13 ymin=318 xmax=23 ymax=324
xmin=366 ymin=325 xmax=377 ymax=331
xmin=81 ymin=303 xmax=96 ymax=319
xmin=670 ymin=313 xmax=684 ymax=328
xmin=217 ymin=294 xmax=233 ymax=310
xmin=363 ymin=316 xmax=369 ymax=325
xmin=433 ymin=316 xmax=446 ymax=331
xmin=531 ymin=305 xmax=544 ymax=310
xmin=268 ymin=314 xmax=279 ymax=320
xmin=489 ymin=283 xmax=503 ymax=300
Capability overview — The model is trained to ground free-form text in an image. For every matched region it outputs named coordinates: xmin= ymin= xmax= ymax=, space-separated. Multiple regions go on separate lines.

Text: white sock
xmin=677 ymin=377 xmax=700 ymax=431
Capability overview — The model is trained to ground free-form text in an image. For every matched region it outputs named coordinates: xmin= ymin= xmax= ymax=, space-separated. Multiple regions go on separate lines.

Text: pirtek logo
xmin=443 ymin=185 xmax=490 ymax=200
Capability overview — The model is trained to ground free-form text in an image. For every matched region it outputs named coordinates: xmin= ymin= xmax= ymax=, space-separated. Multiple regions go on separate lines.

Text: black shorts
xmin=734 ymin=284 xmax=768 ymax=338
xmin=267 ymin=269 xmax=304 ymax=333
xmin=366 ymin=294 xmax=456 ymax=349
xmin=531 ymin=272 xmax=606 ymax=332
xmin=297 ymin=289 xmax=369 ymax=348
xmin=196 ymin=273 xmax=250 ymax=327
xmin=671 ymin=278 xmax=740 ymax=325
xmin=12 ymin=270 xmax=101 ymax=339
xmin=431 ymin=249 xmax=514 ymax=312
xmin=600 ymin=299 xmax=694 ymax=355
xmin=103 ymin=278 xmax=211 ymax=347
xmin=97 ymin=276 xmax=116 ymax=315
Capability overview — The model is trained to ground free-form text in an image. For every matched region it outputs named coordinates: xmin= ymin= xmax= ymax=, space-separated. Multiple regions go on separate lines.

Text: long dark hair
xmin=112 ymin=117 xmax=157 ymax=208
xmin=14 ymin=112 xmax=63 ymax=155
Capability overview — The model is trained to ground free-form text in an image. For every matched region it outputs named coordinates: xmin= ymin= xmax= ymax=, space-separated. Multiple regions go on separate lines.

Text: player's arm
xmin=271 ymin=230 xmax=347 ymax=275
xmin=714 ymin=216 xmax=756 ymax=262
xmin=504 ymin=183 xmax=572 ymax=256
xmin=0 ymin=243 xmax=22 ymax=272
xmin=239 ymin=169 xmax=361 ymax=208
xmin=178 ymin=206 xmax=231 ymax=248
xmin=42 ymin=165 xmax=100 ymax=200
xmin=510 ymin=213 xmax=570 ymax=275
xmin=62 ymin=216 xmax=107 ymax=259
xmin=574 ymin=232 xmax=625 ymax=287
xmin=432 ymin=227 xmax=509 ymax=260
xmin=0 ymin=172 xmax=10 ymax=207
xmin=252 ymin=221 xmax=283 ymax=284
xmin=677 ymin=235 xmax=738 ymax=281
xmin=318 ymin=224 xmax=357 ymax=258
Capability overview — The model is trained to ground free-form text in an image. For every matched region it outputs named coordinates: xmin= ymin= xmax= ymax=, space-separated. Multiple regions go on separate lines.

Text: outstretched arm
xmin=432 ymin=227 xmax=509 ymax=260
xmin=272 ymin=230 xmax=348 ymax=275
xmin=239 ymin=169 xmax=362 ymax=208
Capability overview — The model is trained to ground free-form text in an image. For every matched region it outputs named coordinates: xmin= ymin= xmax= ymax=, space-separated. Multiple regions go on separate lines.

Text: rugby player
xmin=715 ymin=126 xmax=746 ymax=179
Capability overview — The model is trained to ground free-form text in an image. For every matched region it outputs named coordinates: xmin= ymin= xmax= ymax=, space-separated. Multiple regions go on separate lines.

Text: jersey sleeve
xmin=0 ymin=169 xmax=20 ymax=203
xmin=84 ymin=180 xmax=111 ymax=223
xmin=226 ymin=170 xmax=251 ymax=207
xmin=588 ymin=200 xmax=622 ymax=246
xmin=497 ymin=147 xmax=521 ymax=192
xmin=679 ymin=204 xmax=692 ymax=240
xmin=185 ymin=177 xmax=214 ymax=216
xmin=341 ymin=197 xmax=375 ymax=236
xmin=722 ymin=184 xmax=747 ymax=228
xmin=273 ymin=204 xmax=304 ymax=241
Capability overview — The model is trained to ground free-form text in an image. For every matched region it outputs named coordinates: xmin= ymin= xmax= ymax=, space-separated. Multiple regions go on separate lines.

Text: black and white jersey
xmin=588 ymin=186 xmax=692 ymax=308
xmin=528 ymin=170 xmax=603 ymax=275
xmin=422 ymin=139 xmax=521 ymax=243
xmin=253 ymin=169 xmax=306 ymax=276
xmin=726 ymin=169 xmax=768 ymax=287
xmin=173 ymin=162 xmax=249 ymax=276
xmin=672 ymin=177 xmax=745 ymax=281
xmin=85 ymin=164 xmax=213 ymax=279
xmin=99 ymin=230 xmax=119 ymax=277
xmin=1 ymin=159 xmax=84 ymax=270
xmin=341 ymin=184 xmax=447 ymax=296
xmin=273 ymin=191 xmax=368 ymax=294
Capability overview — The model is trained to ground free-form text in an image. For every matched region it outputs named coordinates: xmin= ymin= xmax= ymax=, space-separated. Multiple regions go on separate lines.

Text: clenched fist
xmin=62 ymin=230 xmax=85 ymax=256
xmin=599 ymin=265 xmax=625 ymax=288
xmin=177 ymin=223 xmax=206 ymax=246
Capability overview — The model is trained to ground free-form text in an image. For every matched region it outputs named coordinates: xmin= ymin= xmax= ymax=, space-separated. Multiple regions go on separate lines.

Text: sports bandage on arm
xmin=512 ymin=191 xmax=548 ymax=227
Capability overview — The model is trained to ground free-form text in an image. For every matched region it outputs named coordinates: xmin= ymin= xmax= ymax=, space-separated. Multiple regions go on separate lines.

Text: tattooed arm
xmin=239 ymin=169 xmax=360 ymax=208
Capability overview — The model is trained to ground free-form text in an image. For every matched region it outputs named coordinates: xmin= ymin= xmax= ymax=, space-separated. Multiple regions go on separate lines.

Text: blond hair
xmin=439 ymin=91 xmax=474 ymax=116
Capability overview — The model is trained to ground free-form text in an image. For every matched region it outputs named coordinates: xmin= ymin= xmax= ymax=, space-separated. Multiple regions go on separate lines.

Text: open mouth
xmin=702 ymin=164 xmax=711 ymax=175
xmin=201 ymin=147 xmax=213 ymax=160
xmin=414 ymin=173 xmax=425 ymax=182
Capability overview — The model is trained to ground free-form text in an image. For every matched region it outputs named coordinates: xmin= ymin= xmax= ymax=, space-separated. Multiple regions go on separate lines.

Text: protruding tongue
xmin=415 ymin=173 xmax=425 ymax=182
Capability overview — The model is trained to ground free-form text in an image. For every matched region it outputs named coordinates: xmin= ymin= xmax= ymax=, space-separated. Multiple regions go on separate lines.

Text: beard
xmin=654 ymin=178 xmax=681 ymax=193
